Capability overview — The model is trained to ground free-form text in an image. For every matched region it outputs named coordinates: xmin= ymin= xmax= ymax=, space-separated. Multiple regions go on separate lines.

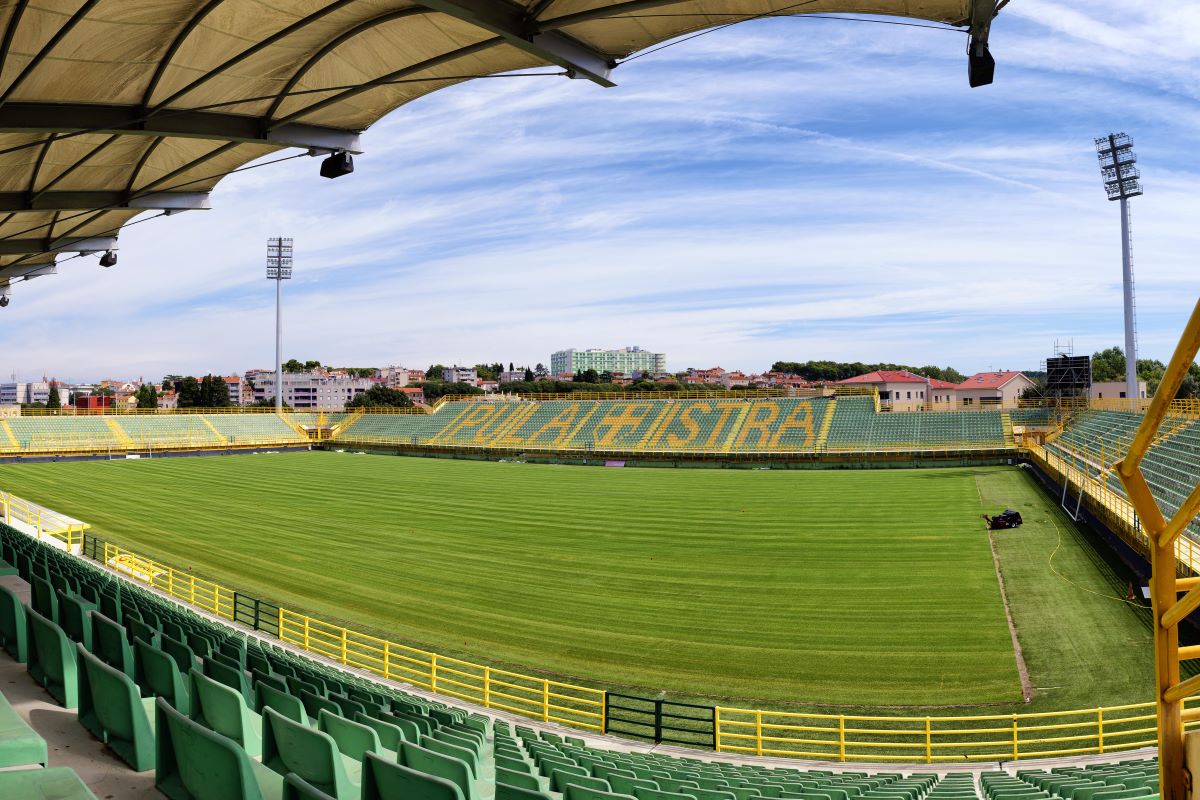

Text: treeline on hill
xmin=770 ymin=361 xmax=967 ymax=383
xmin=281 ymin=359 xmax=374 ymax=378
xmin=160 ymin=375 xmax=231 ymax=408
xmin=1088 ymin=346 xmax=1200 ymax=399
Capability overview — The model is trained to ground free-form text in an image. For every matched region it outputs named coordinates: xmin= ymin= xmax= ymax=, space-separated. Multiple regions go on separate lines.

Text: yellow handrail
xmin=0 ymin=490 xmax=88 ymax=551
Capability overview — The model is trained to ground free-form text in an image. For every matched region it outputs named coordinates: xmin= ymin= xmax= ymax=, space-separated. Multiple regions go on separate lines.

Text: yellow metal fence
xmin=93 ymin=539 xmax=605 ymax=733
xmin=714 ymin=701 xmax=1194 ymax=762
xmin=83 ymin=535 xmax=1184 ymax=762
xmin=0 ymin=490 xmax=87 ymax=551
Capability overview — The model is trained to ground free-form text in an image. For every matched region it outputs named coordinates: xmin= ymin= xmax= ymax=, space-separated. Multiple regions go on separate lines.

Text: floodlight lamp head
xmin=967 ymin=36 xmax=994 ymax=88
xmin=1095 ymin=132 xmax=1143 ymax=200
xmin=320 ymin=150 xmax=354 ymax=179
xmin=99 ymin=250 xmax=117 ymax=267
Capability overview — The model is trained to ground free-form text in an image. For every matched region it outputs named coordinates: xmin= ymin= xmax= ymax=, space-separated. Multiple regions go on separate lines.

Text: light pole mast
xmin=266 ymin=237 xmax=293 ymax=412
xmin=1095 ymin=133 xmax=1144 ymax=403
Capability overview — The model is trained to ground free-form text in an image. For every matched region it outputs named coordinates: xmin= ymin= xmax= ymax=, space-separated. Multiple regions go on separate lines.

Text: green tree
xmin=282 ymin=359 xmax=305 ymax=373
xmin=249 ymin=397 xmax=292 ymax=409
xmin=573 ymin=369 xmax=600 ymax=384
xmin=196 ymin=374 xmax=230 ymax=407
xmin=420 ymin=381 xmax=483 ymax=401
xmin=134 ymin=384 xmax=158 ymax=409
xmin=345 ymin=384 xmax=413 ymax=409
xmin=46 ymin=382 xmax=61 ymax=410
xmin=523 ymin=368 xmax=534 ymax=382
xmin=534 ymin=363 xmax=548 ymax=378
xmin=426 ymin=364 xmax=448 ymax=382
xmin=177 ymin=376 xmax=201 ymax=407
xmin=304 ymin=360 xmax=321 ymax=371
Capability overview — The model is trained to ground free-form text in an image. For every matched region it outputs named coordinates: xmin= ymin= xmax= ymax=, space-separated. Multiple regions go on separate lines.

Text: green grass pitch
xmin=0 ymin=453 xmax=1155 ymax=711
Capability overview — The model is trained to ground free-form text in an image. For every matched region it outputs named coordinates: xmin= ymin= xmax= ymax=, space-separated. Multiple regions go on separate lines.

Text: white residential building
xmin=0 ymin=381 xmax=50 ymax=405
xmin=248 ymin=370 xmax=372 ymax=410
xmin=1090 ymin=380 xmax=1148 ymax=401
xmin=551 ymin=346 xmax=665 ymax=376
xmin=379 ymin=366 xmax=410 ymax=388
xmin=441 ymin=366 xmax=478 ymax=385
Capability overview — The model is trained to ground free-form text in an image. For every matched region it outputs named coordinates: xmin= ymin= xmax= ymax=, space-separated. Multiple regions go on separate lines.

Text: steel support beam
xmin=0 ymin=104 xmax=363 ymax=153
xmin=0 ymin=190 xmax=211 ymax=212
xmin=416 ymin=0 xmax=615 ymax=86
xmin=0 ymin=235 xmax=117 ymax=255
xmin=0 ymin=261 xmax=55 ymax=280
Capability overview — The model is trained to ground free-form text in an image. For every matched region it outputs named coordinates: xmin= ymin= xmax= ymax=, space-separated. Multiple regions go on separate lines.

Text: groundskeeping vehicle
xmin=984 ymin=509 xmax=1024 ymax=530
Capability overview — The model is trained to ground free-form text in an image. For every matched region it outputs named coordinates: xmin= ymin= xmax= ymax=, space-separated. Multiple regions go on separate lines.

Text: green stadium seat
xmin=90 ymin=611 xmax=135 ymax=677
xmin=379 ymin=711 xmax=422 ymax=743
xmin=569 ymin=787 xmax=638 ymax=800
xmin=610 ymin=776 xmax=661 ymax=795
xmin=0 ymin=687 xmax=47 ymax=768
xmin=76 ymin=644 xmax=156 ymax=771
xmin=284 ymin=773 xmax=338 ymax=800
xmin=136 ymin=638 xmax=191 ymax=714
xmin=0 ymin=584 xmax=28 ymax=662
xmin=556 ymin=772 xmax=611 ymax=794
xmin=30 ymin=575 xmax=58 ymax=623
xmin=400 ymin=740 xmax=479 ymax=800
xmin=317 ymin=708 xmax=395 ymax=762
xmin=300 ymin=688 xmax=341 ymax=720
xmin=160 ymin=633 xmax=198 ymax=675
xmin=362 ymin=752 xmax=465 ymax=800
xmin=497 ymin=784 xmax=557 ymax=800
xmin=203 ymin=654 xmax=253 ymax=704
xmin=155 ymin=698 xmax=283 ymax=800
xmin=637 ymin=789 xmax=699 ymax=800
xmin=27 ymin=607 xmax=80 ymax=707
xmin=425 ymin=733 xmax=480 ymax=777
xmin=0 ymin=766 xmax=98 ymax=800
xmin=189 ymin=669 xmax=263 ymax=758
xmin=258 ymin=682 xmax=311 ymax=726
xmin=351 ymin=711 xmax=408 ymax=750
xmin=498 ymin=767 xmax=543 ymax=790
xmin=262 ymin=707 xmax=361 ymax=800
xmin=58 ymin=593 xmax=94 ymax=650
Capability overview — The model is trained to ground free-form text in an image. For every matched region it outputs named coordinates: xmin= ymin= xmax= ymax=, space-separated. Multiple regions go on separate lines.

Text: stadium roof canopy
xmin=0 ymin=0 xmax=1001 ymax=304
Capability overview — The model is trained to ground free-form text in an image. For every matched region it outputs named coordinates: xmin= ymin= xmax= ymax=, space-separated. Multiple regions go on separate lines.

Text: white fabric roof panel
xmin=0 ymin=0 xmax=998 ymax=298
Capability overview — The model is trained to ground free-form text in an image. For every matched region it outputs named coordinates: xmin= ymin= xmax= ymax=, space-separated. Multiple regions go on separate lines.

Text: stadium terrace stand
xmin=0 ymin=413 xmax=308 ymax=456
xmin=1046 ymin=411 xmax=1200 ymax=540
xmin=333 ymin=397 xmax=1012 ymax=455
xmin=0 ymin=521 xmax=1166 ymax=800
xmin=0 ymin=399 xmax=1024 ymax=460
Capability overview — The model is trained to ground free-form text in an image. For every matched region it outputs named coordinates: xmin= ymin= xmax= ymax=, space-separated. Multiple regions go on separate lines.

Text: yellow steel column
xmin=1116 ymin=297 xmax=1200 ymax=800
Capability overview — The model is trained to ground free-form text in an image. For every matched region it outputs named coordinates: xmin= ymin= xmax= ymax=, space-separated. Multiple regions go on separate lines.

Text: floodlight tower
xmin=1095 ymin=133 xmax=1143 ymax=403
xmin=266 ymin=237 xmax=293 ymax=411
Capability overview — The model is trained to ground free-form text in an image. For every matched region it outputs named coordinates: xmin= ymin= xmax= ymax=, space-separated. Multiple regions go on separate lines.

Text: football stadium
xmin=0 ymin=3 xmax=1198 ymax=800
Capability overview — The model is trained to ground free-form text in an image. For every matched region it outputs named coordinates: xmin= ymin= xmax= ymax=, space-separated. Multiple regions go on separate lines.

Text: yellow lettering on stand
xmin=592 ymin=403 xmax=654 ymax=448
xmin=527 ymin=404 xmax=582 ymax=445
xmin=735 ymin=402 xmax=782 ymax=448
xmin=665 ymin=402 xmax=708 ymax=448
xmin=769 ymin=402 xmax=816 ymax=449
xmin=704 ymin=403 xmax=741 ymax=449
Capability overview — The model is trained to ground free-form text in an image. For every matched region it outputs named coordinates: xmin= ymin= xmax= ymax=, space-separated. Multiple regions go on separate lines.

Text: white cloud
xmin=2 ymin=3 xmax=1198 ymax=381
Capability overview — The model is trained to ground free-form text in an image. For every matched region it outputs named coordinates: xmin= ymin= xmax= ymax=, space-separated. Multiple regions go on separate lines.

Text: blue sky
xmin=2 ymin=1 xmax=1198 ymax=382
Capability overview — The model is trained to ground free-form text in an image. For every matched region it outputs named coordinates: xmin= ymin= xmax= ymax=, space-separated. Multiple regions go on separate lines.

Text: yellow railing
xmin=276 ymin=609 xmax=604 ymax=731
xmin=88 ymin=534 xmax=1197 ymax=761
xmin=100 ymin=542 xmax=235 ymax=620
xmin=0 ymin=429 xmax=306 ymax=456
xmin=91 ymin=537 xmax=604 ymax=732
xmin=20 ymin=406 xmax=284 ymax=416
xmin=0 ymin=490 xmax=88 ymax=551
xmin=715 ymin=700 xmax=1194 ymax=762
xmin=3 ymin=504 xmax=1190 ymax=762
